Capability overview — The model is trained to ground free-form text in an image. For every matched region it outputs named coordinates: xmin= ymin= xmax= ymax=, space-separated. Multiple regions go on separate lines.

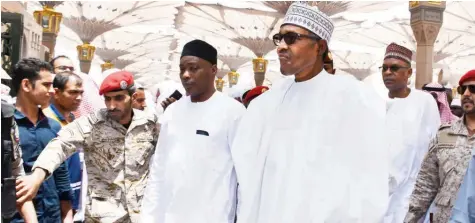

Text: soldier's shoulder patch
xmin=438 ymin=124 xmax=452 ymax=131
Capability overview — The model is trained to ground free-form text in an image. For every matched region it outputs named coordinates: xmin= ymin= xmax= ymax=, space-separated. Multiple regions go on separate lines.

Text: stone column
xmin=42 ymin=33 xmax=57 ymax=56
xmin=409 ymin=1 xmax=446 ymax=89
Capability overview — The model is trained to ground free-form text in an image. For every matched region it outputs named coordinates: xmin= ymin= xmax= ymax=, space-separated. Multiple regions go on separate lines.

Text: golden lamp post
xmin=252 ymin=57 xmax=268 ymax=86
xmin=227 ymin=70 xmax=239 ymax=87
xmin=215 ymin=77 xmax=225 ymax=92
xmin=101 ymin=61 xmax=114 ymax=72
xmin=33 ymin=5 xmax=63 ymax=57
xmin=76 ymin=43 xmax=96 ymax=74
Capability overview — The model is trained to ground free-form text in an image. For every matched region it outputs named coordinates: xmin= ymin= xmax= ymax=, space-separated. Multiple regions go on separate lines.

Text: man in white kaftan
xmin=231 ymin=3 xmax=389 ymax=223
xmin=380 ymin=43 xmax=441 ymax=223
xmin=140 ymin=40 xmax=246 ymax=223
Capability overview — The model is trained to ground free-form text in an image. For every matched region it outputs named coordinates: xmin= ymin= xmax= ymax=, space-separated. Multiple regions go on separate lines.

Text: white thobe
xmin=140 ymin=91 xmax=246 ymax=223
xmin=384 ymin=89 xmax=440 ymax=223
xmin=232 ymin=71 xmax=389 ymax=223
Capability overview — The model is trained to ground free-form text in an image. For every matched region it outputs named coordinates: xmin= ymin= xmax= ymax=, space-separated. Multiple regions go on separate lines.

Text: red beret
xmin=99 ymin=71 xmax=134 ymax=95
xmin=458 ymin=69 xmax=475 ymax=86
xmin=243 ymin=86 xmax=269 ymax=104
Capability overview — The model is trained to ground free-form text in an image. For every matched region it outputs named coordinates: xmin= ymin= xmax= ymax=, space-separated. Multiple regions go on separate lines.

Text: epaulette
xmin=438 ymin=124 xmax=452 ymax=131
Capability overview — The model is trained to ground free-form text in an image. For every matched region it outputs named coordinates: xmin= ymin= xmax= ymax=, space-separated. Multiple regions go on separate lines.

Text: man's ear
xmin=132 ymin=92 xmax=138 ymax=100
xmin=21 ymin=79 xmax=32 ymax=93
xmin=318 ymin=40 xmax=328 ymax=57
xmin=211 ymin=64 xmax=218 ymax=77
xmin=407 ymin=67 xmax=413 ymax=79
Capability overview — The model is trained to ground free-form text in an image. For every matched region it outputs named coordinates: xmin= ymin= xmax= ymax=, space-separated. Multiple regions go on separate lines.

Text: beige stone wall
xmin=1 ymin=1 xmax=45 ymax=60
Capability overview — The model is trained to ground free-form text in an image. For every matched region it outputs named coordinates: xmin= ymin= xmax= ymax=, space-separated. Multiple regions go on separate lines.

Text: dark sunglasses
xmin=272 ymin=32 xmax=321 ymax=46
xmin=379 ymin=65 xmax=410 ymax=72
xmin=55 ymin=66 xmax=75 ymax=71
xmin=457 ymin=85 xmax=475 ymax=95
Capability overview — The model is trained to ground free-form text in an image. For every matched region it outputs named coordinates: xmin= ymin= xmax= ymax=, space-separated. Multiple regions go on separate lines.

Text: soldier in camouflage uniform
xmin=16 ymin=71 xmax=158 ymax=223
xmin=405 ymin=70 xmax=475 ymax=223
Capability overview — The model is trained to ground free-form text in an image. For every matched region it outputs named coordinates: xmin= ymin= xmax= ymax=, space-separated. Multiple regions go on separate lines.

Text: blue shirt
xmin=45 ymin=104 xmax=82 ymax=210
xmin=450 ymin=146 xmax=475 ymax=223
xmin=12 ymin=109 xmax=73 ymax=223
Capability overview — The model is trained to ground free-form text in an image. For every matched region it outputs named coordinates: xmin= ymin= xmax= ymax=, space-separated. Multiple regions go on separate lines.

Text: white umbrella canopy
xmin=331 ymin=1 xmax=475 ymax=77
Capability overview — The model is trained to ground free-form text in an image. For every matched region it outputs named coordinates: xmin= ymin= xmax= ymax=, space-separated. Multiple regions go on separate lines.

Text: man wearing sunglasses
xmin=404 ymin=70 xmax=475 ymax=223
xmin=231 ymin=2 xmax=388 ymax=222
xmin=382 ymin=42 xmax=441 ymax=223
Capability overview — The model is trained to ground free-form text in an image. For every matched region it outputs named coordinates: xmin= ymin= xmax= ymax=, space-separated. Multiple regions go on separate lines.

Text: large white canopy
xmin=25 ymin=1 xmax=474 ymax=96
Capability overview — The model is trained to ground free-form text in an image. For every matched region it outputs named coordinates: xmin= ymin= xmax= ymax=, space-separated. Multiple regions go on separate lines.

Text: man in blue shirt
xmin=43 ymin=71 xmax=84 ymax=222
xmin=12 ymin=58 xmax=73 ymax=222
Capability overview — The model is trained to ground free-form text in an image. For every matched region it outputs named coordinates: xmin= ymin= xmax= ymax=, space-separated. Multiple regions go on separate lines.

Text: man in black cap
xmin=141 ymin=39 xmax=246 ymax=223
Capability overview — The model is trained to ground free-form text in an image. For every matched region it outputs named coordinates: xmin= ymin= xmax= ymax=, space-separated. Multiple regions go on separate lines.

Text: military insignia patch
xmin=120 ymin=80 xmax=128 ymax=89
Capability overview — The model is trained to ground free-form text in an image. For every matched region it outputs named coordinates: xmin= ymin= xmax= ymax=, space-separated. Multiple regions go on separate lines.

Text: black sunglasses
xmin=272 ymin=32 xmax=321 ymax=46
xmin=379 ymin=65 xmax=410 ymax=72
xmin=457 ymin=85 xmax=475 ymax=95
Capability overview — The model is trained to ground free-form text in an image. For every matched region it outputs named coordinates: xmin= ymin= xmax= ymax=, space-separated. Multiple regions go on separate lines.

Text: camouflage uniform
xmin=404 ymin=118 xmax=474 ymax=223
xmin=32 ymin=108 xmax=159 ymax=223
xmin=10 ymin=118 xmax=25 ymax=177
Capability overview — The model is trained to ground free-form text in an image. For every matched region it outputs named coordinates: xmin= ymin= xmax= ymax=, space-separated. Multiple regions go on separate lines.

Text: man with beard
xmin=231 ymin=3 xmax=388 ymax=222
xmin=141 ymin=39 xmax=245 ymax=223
xmin=422 ymin=83 xmax=458 ymax=124
xmin=382 ymin=43 xmax=441 ymax=223
xmin=42 ymin=71 xmax=85 ymax=222
xmin=15 ymin=71 xmax=159 ymax=223
xmin=405 ymin=70 xmax=475 ymax=223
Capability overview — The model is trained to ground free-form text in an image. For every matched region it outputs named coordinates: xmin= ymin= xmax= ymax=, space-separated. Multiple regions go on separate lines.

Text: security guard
xmin=16 ymin=71 xmax=159 ymax=223
xmin=405 ymin=70 xmax=475 ymax=223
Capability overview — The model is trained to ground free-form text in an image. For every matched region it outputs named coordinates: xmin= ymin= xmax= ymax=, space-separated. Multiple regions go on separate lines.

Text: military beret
xmin=459 ymin=69 xmax=475 ymax=86
xmin=99 ymin=71 xmax=134 ymax=95
xmin=243 ymin=86 xmax=269 ymax=104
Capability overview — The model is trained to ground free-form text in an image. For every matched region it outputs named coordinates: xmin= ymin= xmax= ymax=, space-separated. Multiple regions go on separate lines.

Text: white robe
xmin=384 ymin=89 xmax=441 ymax=223
xmin=232 ymin=71 xmax=389 ymax=223
xmin=140 ymin=91 xmax=246 ymax=223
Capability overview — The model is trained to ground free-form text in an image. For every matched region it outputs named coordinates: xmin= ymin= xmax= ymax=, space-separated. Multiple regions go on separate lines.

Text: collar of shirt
xmin=49 ymin=103 xmax=75 ymax=123
xmin=13 ymin=107 xmax=47 ymax=125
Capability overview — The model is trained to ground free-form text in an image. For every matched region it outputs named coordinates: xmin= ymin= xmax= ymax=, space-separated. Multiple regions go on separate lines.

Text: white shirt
xmin=384 ymin=89 xmax=440 ymax=223
xmin=140 ymin=91 xmax=246 ymax=223
xmin=232 ymin=71 xmax=389 ymax=223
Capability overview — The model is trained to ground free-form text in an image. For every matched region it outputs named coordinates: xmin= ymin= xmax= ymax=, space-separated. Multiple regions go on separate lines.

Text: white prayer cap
xmin=282 ymin=2 xmax=335 ymax=43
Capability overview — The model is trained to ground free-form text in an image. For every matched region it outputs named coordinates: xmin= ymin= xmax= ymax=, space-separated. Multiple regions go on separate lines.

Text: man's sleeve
xmin=227 ymin=104 xmax=246 ymax=149
xmin=32 ymin=115 xmax=91 ymax=176
xmin=140 ymin=121 xmax=169 ymax=222
xmin=11 ymin=120 xmax=25 ymax=177
xmin=404 ymin=137 xmax=440 ymax=223
xmin=53 ymin=162 xmax=74 ymax=201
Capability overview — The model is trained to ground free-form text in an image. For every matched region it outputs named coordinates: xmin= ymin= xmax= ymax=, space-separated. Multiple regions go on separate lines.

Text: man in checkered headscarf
xmin=422 ymin=82 xmax=458 ymax=124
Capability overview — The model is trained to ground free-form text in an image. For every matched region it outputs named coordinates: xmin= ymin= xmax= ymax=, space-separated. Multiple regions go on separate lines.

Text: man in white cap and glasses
xmin=231 ymin=2 xmax=388 ymax=223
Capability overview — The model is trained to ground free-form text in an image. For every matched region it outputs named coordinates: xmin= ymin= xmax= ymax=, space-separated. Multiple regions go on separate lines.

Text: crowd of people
xmin=1 ymin=2 xmax=474 ymax=223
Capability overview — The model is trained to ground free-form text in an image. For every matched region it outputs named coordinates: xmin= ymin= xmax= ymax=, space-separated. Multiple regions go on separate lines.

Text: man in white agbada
xmin=231 ymin=3 xmax=389 ymax=223
xmin=140 ymin=39 xmax=246 ymax=223
xmin=381 ymin=43 xmax=440 ymax=222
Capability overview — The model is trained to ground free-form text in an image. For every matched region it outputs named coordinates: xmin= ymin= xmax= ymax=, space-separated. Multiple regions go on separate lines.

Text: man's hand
xmin=16 ymin=169 xmax=46 ymax=204
xmin=160 ymin=97 xmax=177 ymax=110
